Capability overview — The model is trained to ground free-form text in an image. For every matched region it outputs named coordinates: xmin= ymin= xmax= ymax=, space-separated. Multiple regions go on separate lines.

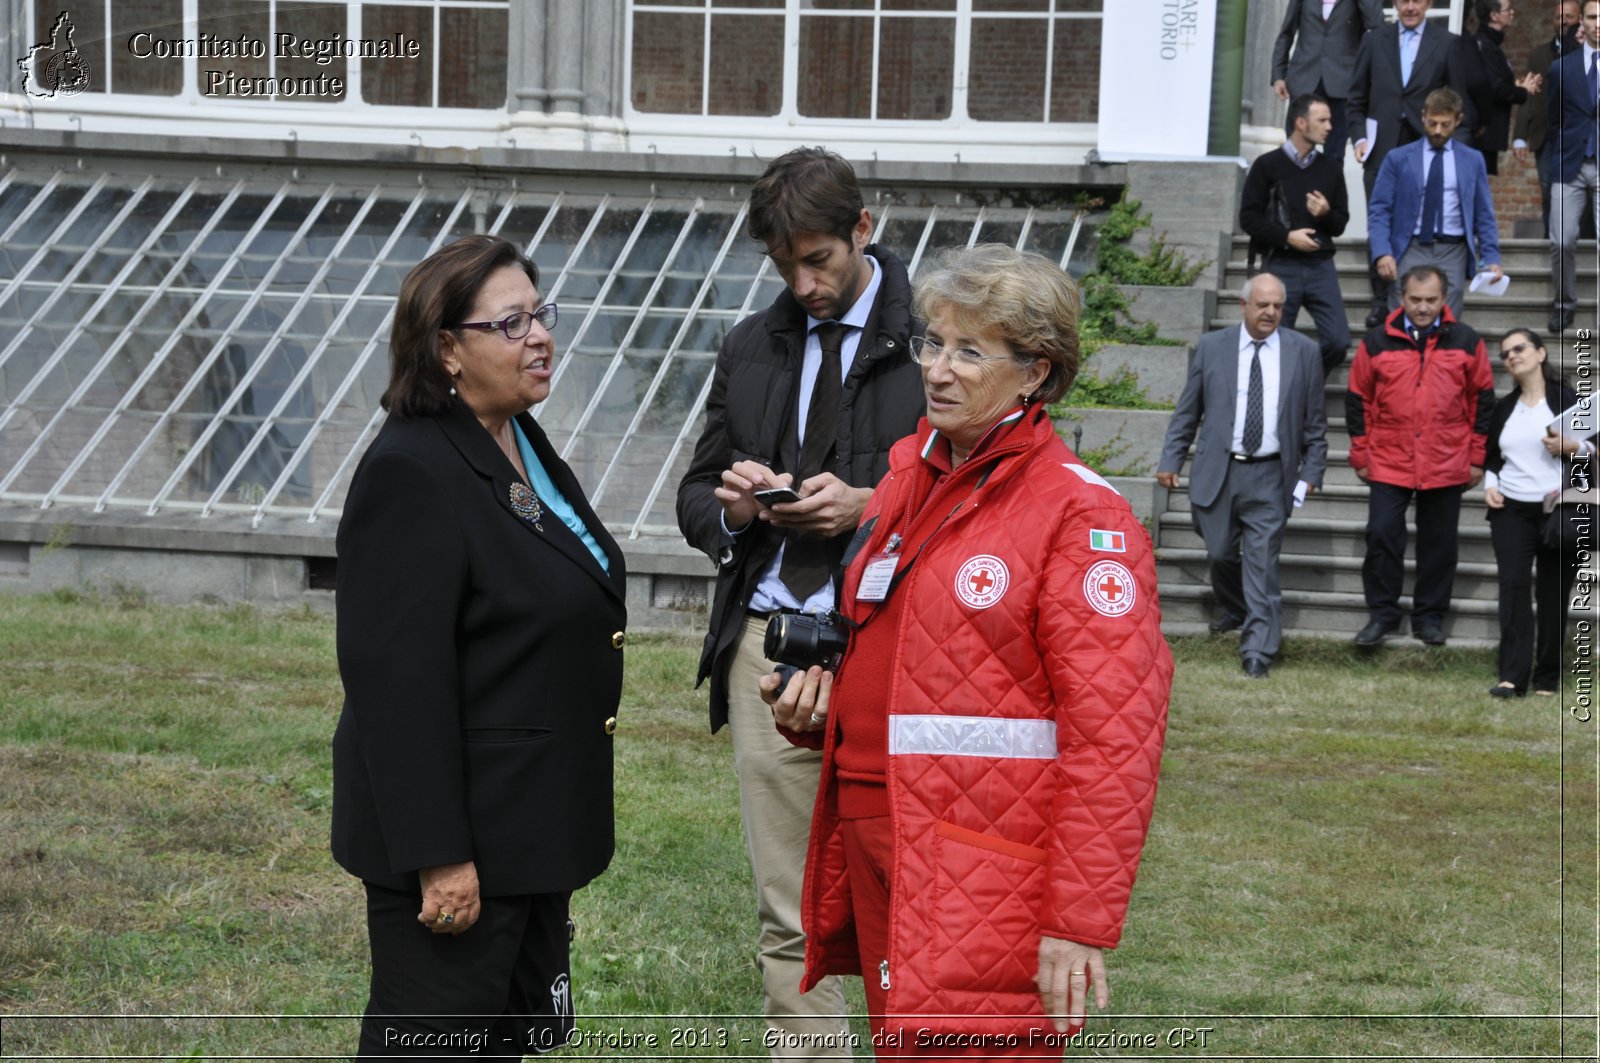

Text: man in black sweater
xmin=1240 ymin=93 xmax=1353 ymax=376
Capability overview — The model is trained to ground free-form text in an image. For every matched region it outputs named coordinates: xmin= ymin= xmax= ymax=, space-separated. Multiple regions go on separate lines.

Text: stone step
xmin=1155 ymin=509 xmax=1500 ymax=565
xmin=1162 ymin=482 xmax=1485 ymax=523
xmin=1155 ymin=581 xmax=1502 ymax=644
xmin=1157 ymin=545 xmax=1501 ymax=599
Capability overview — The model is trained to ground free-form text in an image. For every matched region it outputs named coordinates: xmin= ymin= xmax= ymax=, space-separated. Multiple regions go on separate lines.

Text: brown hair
xmin=747 ymin=146 xmax=864 ymax=251
xmin=913 ymin=244 xmax=1082 ymax=405
xmin=382 ymin=235 xmax=540 ymax=418
xmin=1423 ymin=86 xmax=1464 ymax=116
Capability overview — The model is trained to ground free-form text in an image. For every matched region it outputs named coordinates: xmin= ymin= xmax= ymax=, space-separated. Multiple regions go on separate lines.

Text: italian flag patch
xmin=1089 ymin=529 xmax=1126 ymax=553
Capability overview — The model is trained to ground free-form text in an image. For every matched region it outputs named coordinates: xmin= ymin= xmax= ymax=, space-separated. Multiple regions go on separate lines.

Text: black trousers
xmin=1363 ymin=481 xmax=1465 ymax=630
xmin=358 ymin=884 xmax=574 ymax=1060
xmin=1489 ymin=499 xmax=1579 ymax=692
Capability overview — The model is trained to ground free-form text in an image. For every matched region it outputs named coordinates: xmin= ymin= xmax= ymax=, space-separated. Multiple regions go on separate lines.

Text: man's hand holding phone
xmin=762 ymin=473 xmax=873 ymax=537
xmin=715 ymin=460 xmax=788 ymax=531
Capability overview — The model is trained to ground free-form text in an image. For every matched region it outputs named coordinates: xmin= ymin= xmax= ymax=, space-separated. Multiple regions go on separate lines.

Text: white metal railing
xmin=0 ymin=167 xmax=1087 ymax=536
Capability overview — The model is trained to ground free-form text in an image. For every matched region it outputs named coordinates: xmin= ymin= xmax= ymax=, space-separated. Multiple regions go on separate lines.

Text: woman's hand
xmin=1037 ymin=937 xmax=1107 ymax=1033
xmin=1484 ymin=486 xmax=1505 ymax=509
xmin=759 ymin=665 xmax=833 ymax=733
xmin=418 ymin=860 xmax=481 ymax=935
xmin=1543 ymin=432 xmax=1581 ymax=457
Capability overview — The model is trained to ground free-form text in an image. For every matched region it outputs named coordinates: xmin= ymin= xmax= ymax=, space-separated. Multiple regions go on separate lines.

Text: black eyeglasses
xmin=453 ymin=302 xmax=558 ymax=341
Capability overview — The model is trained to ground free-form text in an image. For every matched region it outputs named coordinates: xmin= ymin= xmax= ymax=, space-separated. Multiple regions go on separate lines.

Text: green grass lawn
xmin=0 ymin=591 xmax=1593 ymax=1059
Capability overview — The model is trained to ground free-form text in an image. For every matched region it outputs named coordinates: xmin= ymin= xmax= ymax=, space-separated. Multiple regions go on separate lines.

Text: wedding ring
xmin=1069 ymin=971 xmax=1086 ymax=979
xmin=439 ymin=912 xmax=455 ymax=925
xmin=808 ymin=713 xmax=823 ymax=726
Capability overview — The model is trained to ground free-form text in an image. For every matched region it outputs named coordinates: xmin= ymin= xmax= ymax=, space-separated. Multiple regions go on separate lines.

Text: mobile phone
xmin=754 ymin=486 xmax=803 ymax=507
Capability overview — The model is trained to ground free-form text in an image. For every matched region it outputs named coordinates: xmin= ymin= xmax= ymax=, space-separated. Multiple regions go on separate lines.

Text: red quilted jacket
xmin=798 ymin=407 xmax=1173 ymax=1038
xmin=1344 ymin=306 xmax=1496 ymax=490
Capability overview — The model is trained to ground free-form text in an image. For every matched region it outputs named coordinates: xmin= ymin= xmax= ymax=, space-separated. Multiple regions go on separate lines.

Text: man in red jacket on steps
xmin=1346 ymin=264 xmax=1496 ymax=648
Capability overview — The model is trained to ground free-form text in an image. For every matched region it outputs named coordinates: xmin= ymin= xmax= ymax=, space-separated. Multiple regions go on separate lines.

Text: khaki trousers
xmin=727 ymin=615 xmax=851 ymax=1058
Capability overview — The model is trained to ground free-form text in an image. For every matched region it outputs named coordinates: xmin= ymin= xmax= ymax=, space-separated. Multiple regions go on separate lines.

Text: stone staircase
xmin=1151 ymin=234 xmax=1596 ymax=646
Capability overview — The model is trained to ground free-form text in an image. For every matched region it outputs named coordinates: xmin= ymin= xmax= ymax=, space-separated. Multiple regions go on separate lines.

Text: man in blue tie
xmin=1546 ymin=0 xmax=1599 ymax=333
xmin=1348 ymin=0 xmax=1473 ymax=327
xmin=1367 ymin=87 xmax=1504 ymax=319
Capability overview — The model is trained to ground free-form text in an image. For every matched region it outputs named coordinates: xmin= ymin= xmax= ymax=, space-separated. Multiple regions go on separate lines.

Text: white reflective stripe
xmin=889 ymin=715 xmax=1057 ymax=759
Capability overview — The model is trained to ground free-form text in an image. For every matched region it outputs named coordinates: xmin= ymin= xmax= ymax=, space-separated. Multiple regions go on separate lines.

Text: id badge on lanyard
xmin=855 ymin=533 xmax=903 ymax=602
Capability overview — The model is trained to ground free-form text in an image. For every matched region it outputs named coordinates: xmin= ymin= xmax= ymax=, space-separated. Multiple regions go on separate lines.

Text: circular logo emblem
xmin=45 ymin=50 xmax=91 ymax=96
xmin=1083 ymin=560 xmax=1136 ymax=618
xmin=954 ymin=555 xmax=1010 ymax=610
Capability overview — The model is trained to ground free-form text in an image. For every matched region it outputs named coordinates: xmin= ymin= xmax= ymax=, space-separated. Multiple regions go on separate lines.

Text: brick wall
xmin=1486 ymin=3 xmax=1556 ymax=234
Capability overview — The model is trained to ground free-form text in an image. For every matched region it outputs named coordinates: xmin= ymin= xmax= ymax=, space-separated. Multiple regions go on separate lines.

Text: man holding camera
xmin=676 ymin=146 xmax=923 ymax=1056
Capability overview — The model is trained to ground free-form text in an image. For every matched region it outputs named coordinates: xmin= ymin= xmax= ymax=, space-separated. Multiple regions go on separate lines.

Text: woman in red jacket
xmin=762 ymin=245 xmax=1173 ymax=1056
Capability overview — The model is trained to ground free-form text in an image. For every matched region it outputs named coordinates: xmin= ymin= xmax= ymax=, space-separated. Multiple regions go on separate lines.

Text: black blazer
xmin=1462 ymin=28 xmax=1527 ymax=162
xmin=1348 ymin=20 xmax=1471 ymax=172
xmin=331 ymin=400 xmax=627 ymax=897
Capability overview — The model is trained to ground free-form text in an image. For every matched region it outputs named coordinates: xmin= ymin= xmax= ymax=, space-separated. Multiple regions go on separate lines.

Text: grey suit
xmin=1158 ymin=326 xmax=1329 ymax=662
xmin=1272 ymin=0 xmax=1385 ymax=99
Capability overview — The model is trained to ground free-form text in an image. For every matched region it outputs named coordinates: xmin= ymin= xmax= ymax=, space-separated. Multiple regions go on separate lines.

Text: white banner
xmin=1096 ymin=0 xmax=1220 ymax=161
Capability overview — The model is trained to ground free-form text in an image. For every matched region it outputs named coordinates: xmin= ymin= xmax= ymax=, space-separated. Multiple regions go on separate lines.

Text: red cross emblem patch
xmin=1083 ymin=559 xmax=1137 ymax=618
xmin=954 ymin=555 xmax=1010 ymax=610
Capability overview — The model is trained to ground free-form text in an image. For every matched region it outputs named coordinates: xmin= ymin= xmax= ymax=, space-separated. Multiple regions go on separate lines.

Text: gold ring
xmin=1069 ymin=971 xmax=1086 ymax=979
xmin=439 ymin=912 xmax=455 ymax=925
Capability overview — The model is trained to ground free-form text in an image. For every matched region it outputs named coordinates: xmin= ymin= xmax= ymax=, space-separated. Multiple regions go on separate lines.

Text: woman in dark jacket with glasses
xmin=332 ymin=234 xmax=626 ymax=1057
xmin=1483 ymin=327 xmax=1592 ymax=698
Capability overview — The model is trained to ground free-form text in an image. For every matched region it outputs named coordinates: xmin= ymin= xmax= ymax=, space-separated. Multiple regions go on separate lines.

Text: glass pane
xmin=811 ymin=0 xmax=872 ymax=8
xmin=195 ymin=1 xmax=271 ymax=85
xmin=551 ymin=207 xmax=644 ymax=304
xmin=884 ymin=0 xmax=956 ymax=8
xmin=440 ymin=7 xmax=508 ymax=109
xmin=974 ymin=0 xmax=1048 ymax=9
xmin=798 ymin=16 xmax=872 ymax=118
xmin=275 ymin=3 xmax=349 ymax=102
xmin=713 ymin=0 xmax=783 ymax=6
xmin=631 ymin=12 xmax=704 ymax=114
xmin=1049 ymin=16 xmax=1100 ymax=122
xmin=969 ymin=18 xmax=1045 ymax=121
xmin=362 ymin=4 xmax=432 ymax=105
xmin=31 ymin=4 xmax=104 ymax=95
xmin=708 ymin=15 xmax=783 ymax=116
xmin=1054 ymin=0 xmax=1103 ymax=11
xmin=878 ymin=17 xmax=952 ymax=120
xmin=112 ymin=0 xmax=184 ymax=95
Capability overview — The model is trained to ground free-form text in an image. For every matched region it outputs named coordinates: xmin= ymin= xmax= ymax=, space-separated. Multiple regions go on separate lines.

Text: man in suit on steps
xmin=1157 ymin=274 xmax=1329 ymax=679
xmin=1272 ymin=0 xmax=1386 ymax=161
xmin=1348 ymin=0 xmax=1473 ymax=328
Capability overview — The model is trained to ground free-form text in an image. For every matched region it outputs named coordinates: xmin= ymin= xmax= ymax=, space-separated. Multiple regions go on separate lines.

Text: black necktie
xmin=1242 ymin=340 xmax=1265 ymax=456
xmin=779 ymin=322 xmax=849 ymax=600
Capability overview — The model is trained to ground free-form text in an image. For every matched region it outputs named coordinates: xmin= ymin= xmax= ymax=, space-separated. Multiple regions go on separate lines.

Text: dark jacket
xmin=1348 ymin=21 xmax=1472 ymax=172
xmin=332 ymin=401 xmax=627 ymax=896
xmin=676 ymin=244 xmax=925 ymax=732
xmin=1547 ymin=44 xmax=1600 ymax=184
xmin=1462 ymin=26 xmax=1528 ymax=164
xmin=1345 ymin=305 xmax=1496 ymax=490
xmin=1271 ymin=0 xmax=1385 ymax=100
xmin=1484 ymin=381 xmax=1590 ymax=499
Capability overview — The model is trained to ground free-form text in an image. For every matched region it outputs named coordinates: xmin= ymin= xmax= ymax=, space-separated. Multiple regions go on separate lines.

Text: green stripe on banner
xmin=1207 ymin=0 xmax=1248 ymax=157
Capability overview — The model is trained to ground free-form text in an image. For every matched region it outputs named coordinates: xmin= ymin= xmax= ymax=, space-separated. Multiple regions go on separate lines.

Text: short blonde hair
xmin=913 ymin=244 xmax=1081 ymax=405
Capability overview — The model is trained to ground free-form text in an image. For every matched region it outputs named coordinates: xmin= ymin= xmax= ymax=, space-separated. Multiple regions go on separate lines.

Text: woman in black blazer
xmin=1483 ymin=328 xmax=1592 ymax=698
xmin=332 ymin=235 xmax=626 ymax=1057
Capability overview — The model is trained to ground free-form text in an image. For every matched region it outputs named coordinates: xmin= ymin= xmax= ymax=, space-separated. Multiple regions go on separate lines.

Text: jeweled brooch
xmin=509 ymin=482 xmax=543 ymax=530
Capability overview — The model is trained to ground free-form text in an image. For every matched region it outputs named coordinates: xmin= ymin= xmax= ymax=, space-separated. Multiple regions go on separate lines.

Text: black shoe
xmin=1209 ymin=613 xmax=1245 ymax=634
xmin=1489 ymin=683 xmax=1523 ymax=698
xmin=1354 ymin=620 xmax=1396 ymax=647
xmin=1365 ymin=305 xmax=1386 ymax=329
xmin=1549 ymin=308 xmax=1574 ymax=334
xmin=1243 ymin=658 xmax=1270 ymax=679
xmin=1413 ymin=623 xmax=1446 ymax=646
